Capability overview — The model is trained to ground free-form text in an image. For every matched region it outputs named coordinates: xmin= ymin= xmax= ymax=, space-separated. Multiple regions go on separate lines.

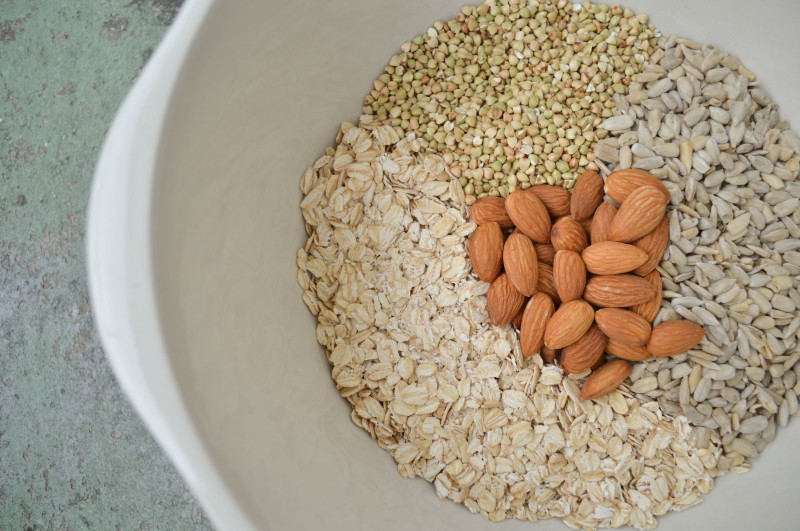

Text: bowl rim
xmin=86 ymin=1 xmax=257 ymax=529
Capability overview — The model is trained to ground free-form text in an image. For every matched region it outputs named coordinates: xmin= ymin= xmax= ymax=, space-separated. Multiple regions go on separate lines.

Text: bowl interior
xmin=150 ymin=1 xmax=800 ymax=529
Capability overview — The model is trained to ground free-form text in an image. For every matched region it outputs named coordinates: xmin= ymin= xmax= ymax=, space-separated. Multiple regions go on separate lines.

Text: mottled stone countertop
xmin=0 ymin=1 xmax=214 ymax=529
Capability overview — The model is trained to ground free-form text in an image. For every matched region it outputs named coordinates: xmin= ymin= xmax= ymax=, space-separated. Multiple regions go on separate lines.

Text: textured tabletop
xmin=0 ymin=1 xmax=214 ymax=529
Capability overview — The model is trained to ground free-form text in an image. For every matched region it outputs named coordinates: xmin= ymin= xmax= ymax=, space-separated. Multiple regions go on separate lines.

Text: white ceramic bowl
xmin=88 ymin=1 xmax=800 ymax=529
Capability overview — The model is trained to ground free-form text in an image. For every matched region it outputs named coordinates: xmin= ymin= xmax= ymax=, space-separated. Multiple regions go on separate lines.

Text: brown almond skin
xmin=631 ymin=270 xmax=663 ymax=323
xmin=606 ymin=338 xmax=652 ymax=361
xmin=591 ymin=353 xmax=606 ymax=370
xmin=551 ymin=217 xmax=589 ymax=253
xmin=595 ymin=308 xmax=652 ymax=346
xmin=505 ymin=189 xmax=551 ymax=243
xmin=605 ymin=169 xmax=671 ymax=204
xmin=468 ymin=222 xmax=504 ymax=282
xmin=544 ymin=299 xmax=595 ymax=350
xmin=553 ymin=250 xmax=586 ymax=303
xmin=535 ymin=243 xmax=556 ymax=266
xmin=512 ymin=303 xmax=527 ymax=330
xmin=647 ymin=320 xmax=705 ymax=356
xmin=582 ymin=241 xmax=649 ymax=275
xmin=487 ymin=273 xmax=526 ymax=327
xmin=579 ymin=217 xmax=593 ymax=237
xmin=561 ymin=324 xmax=607 ymax=374
xmin=540 ymin=346 xmax=558 ymax=364
xmin=503 ymin=233 xmax=539 ymax=296
xmin=584 ymin=275 xmax=658 ymax=308
xmin=633 ymin=216 xmax=670 ymax=276
xmin=520 ymin=293 xmax=555 ymax=357
xmin=570 ymin=169 xmax=605 ymax=221
xmin=590 ymin=202 xmax=617 ymax=244
xmin=609 ymin=186 xmax=669 ymax=243
xmin=580 ymin=360 xmax=632 ymax=400
xmin=528 ymin=184 xmax=571 ymax=217
xmin=536 ymin=262 xmax=560 ymax=304
xmin=470 ymin=196 xmax=514 ymax=229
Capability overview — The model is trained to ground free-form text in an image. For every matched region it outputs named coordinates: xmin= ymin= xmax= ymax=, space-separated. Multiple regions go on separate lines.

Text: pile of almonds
xmin=468 ymin=168 xmax=706 ymax=399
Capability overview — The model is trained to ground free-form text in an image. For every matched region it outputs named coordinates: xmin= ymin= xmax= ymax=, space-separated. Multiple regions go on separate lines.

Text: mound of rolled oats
xmin=298 ymin=123 xmax=718 ymax=530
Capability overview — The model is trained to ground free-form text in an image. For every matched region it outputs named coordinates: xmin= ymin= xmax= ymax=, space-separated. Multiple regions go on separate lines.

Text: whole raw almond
xmin=561 ymin=324 xmax=607 ymax=374
xmin=591 ymin=353 xmax=606 ymax=370
xmin=512 ymin=302 xmax=527 ymax=329
xmin=606 ymin=338 xmax=652 ymax=361
xmin=544 ymin=299 xmax=594 ymax=350
xmin=470 ymin=196 xmax=514 ymax=229
xmin=468 ymin=222 xmax=504 ymax=282
xmin=595 ymin=308 xmax=652 ymax=346
xmin=605 ymin=169 xmax=671 ymax=204
xmin=553 ymin=250 xmax=586 ymax=303
xmin=647 ymin=320 xmax=705 ymax=356
xmin=584 ymin=275 xmax=658 ymax=307
xmin=580 ymin=360 xmax=632 ymax=400
xmin=535 ymin=243 xmax=556 ymax=265
xmin=633 ymin=215 xmax=669 ymax=276
xmin=505 ymin=189 xmax=551 ymax=243
xmin=582 ymin=241 xmax=648 ymax=275
xmin=487 ymin=273 xmax=526 ymax=327
xmin=590 ymin=202 xmax=617 ymax=244
xmin=579 ymin=217 xmax=593 ymax=237
xmin=631 ymin=270 xmax=663 ymax=323
xmin=520 ymin=293 xmax=555 ymax=357
xmin=551 ymin=217 xmax=589 ymax=252
xmin=540 ymin=346 xmax=558 ymax=364
xmin=570 ymin=170 xmax=604 ymax=221
xmin=536 ymin=262 xmax=560 ymax=303
xmin=609 ymin=186 xmax=668 ymax=243
xmin=528 ymin=185 xmax=571 ymax=217
xmin=503 ymin=233 xmax=538 ymax=296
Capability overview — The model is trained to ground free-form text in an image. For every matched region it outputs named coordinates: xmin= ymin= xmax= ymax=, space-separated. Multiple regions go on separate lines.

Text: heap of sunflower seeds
xmin=360 ymin=0 xmax=658 ymax=202
xmin=593 ymin=35 xmax=800 ymax=472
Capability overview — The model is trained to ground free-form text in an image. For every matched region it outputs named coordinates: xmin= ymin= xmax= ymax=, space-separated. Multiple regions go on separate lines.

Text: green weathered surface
xmin=0 ymin=1 xmax=214 ymax=529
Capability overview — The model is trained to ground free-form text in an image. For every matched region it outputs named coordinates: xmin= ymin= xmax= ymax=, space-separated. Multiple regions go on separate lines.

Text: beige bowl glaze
xmin=88 ymin=0 xmax=800 ymax=529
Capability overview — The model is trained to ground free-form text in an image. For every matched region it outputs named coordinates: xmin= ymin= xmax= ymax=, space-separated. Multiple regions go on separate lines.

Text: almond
xmin=633 ymin=215 xmax=669 ymax=276
xmin=580 ymin=360 xmax=632 ymax=400
xmin=591 ymin=353 xmax=606 ymax=370
xmin=553 ymin=250 xmax=586 ymax=303
xmin=590 ymin=202 xmax=617 ymax=244
xmin=540 ymin=346 xmax=558 ymax=364
xmin=487 ymin=273 xmax=526 ymax=327
xmin=608 ymin=186 xmax=668 ymax=243
xmin=505 ymin=189 xmax=551 ymax=243
xmin=520 ymin=293 xmax=555 ymax=356
xmin=535 ymin=243 xmax=556 ymax=266
xmin=467 ymin=222 xmax=504 ymax=282
xmin=631 ymin=270 xmax=663 ymax=323
xmin=582 ymin=241 xmax=648 ymax=275
xmin=570 ymin=169 xmax=604 ymax=221
xmin=503 ymin=233 xmax=538 ymax=296
xmin=579 ymin=216 xmax=593 ymax=237
xmin=536 ymin=262 xmax=560 ymax=303
xmin=544 ymin=299 xmax=594 ymax=350
xmin=528 ymin=184 xmax=571 ymax=217
xmin=551 ymin=217 xmax=589 ymax=252
xmin=561 ymin=324 xmax=607 ymax=374
xmin=595 ymin=308 xmax=652 ymax=346
xmin=647 ymin=320 xmax=705 ymax=357
xmin=469 ymin=196 xmax=515 ymax=229
xmin=606 ymin=338 xmax=652 ymax=361
xmin=605 ymin=169 xmax=671 ymax=204
xmin=512 ymin=303 xmax=527 ymax=329
xmin=584 ymin=274 xmax=658 ymax=308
